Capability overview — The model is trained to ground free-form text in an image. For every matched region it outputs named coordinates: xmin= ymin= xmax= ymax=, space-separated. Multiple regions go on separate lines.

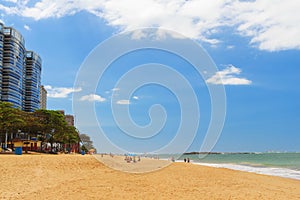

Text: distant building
xmin=57 ymin=110 xmax=75 ymax=126
xmin=0 ymin=22 xmax=42 ymax=111
xmin=40 ymin=85 xmax=47 ymax=109
xmin=65 ymin=115 xmax=74 ymax=126
xmin=58 ymin=110 xmax=65 ymax=115
xmin=56 ymin=110 xmax=78 ymax=153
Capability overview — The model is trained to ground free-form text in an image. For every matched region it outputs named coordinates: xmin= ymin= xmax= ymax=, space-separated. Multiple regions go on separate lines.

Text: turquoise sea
xmin=161 ymin=153 xmax=300 ymax=180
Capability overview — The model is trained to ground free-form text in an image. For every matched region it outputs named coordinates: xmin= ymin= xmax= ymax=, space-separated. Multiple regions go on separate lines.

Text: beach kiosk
xmin=13 ymin=139 xmax=23 ymax=155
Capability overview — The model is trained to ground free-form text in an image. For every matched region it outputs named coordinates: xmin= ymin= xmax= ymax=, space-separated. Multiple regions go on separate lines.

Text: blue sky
xmin=0 ymin=0 xmax=299 ymax=153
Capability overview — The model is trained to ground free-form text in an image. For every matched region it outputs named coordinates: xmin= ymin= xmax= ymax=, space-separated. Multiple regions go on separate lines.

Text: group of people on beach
xmin=124 ymin=155 xmax=141 ymax=163
xmin=169 ymin=157 xmax=191 ymax=163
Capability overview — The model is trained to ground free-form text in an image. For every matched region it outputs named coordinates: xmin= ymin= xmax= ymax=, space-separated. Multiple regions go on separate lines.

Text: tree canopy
xmin=0 ymin=101 xmax=84 ymax=153
xmin=80 ymin=133 xmax=96 ymax=152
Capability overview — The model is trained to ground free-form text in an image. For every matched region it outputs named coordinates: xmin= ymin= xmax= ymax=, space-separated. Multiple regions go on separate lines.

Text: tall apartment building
xmin=0 ymin=23 xmax=3 ymax=100
xmin=24 ymin=51 xmax=42 ymax=112
xmin=40 ymin=85 xmax=47 ymax=109
xmin=0 ymin=22 xmax=42 ymax=111
xmin=1 ymin=25 xmax=26 ymax=109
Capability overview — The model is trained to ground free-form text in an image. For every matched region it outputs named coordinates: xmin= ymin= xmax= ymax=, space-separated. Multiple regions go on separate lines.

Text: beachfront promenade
xmin=0 ymin=154 xmax=299 ymax=199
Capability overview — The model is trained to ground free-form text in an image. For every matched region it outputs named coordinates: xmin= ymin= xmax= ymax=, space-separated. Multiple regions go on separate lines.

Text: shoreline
xmin=169 ymin=157 xmax=300 ymax=181
xmin=98 ymin=154 xmax=300 ymax=180
xmin=3 ymin=152 xmax=300 ymax=180
xmin=192 ymin=161 xmax=300 ymax=180
xmin=163 ymin=152 xmax=300 ymax=181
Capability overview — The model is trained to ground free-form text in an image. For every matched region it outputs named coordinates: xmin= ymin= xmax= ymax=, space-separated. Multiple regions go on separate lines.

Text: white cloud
xmin=0 ymin=0 xmax=225 ymax=45
xmin=0 ymin=0 xmax=300 ymax=50
xmin=44 ymin=85 xmax=82 ymax=98
xmin=2 ymin=0 xmax=18 ymax=3
xmin=132 ymin=96 xmax=139 ymax=100
xmin=206 ymin=65 xmax=252 ymax=85
xmin=116 ymin=100 xmax=130 ymax=105
xmin=229 ymin=0 xmax=300 ymax=51
xmin=24 ymin=24 xmax=31 ymax=30
xmin=111 ymin=87 xmax=120 ymax=92
xmin=80 ymin=94 xmax=106 ymax=102
xmin=226 ymin=45 xmax=235 ymax=50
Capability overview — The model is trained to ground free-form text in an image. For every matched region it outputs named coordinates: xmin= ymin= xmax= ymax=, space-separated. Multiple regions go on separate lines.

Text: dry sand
xmin=93 ymin=154 xmax=171 ymax=173
xmin=0 ymin=154 xmax=299 ymax=200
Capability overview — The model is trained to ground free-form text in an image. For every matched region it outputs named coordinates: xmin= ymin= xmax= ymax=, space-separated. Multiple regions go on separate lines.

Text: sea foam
xmin=193 ymin=162 xmax=300 ymax=180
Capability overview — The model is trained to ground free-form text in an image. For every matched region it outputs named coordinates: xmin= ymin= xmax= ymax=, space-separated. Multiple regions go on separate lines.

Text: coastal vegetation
xmin=0 ymin=101 xmax=93 ymax=153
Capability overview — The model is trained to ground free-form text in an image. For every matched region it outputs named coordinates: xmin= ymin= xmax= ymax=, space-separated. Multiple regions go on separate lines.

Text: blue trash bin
xmin=81 ymin=151 xmax=85 ymax=155
xmin=15 ymin=147 xmax=22 ymax=155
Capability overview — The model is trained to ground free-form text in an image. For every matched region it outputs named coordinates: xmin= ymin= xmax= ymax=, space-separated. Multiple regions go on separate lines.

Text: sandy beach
xmin=0 ymin=154 xmax=299 ymax=200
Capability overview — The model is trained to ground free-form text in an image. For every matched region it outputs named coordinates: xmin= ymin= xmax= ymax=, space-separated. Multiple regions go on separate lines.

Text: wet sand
xmin=0 ymin=154 xmax=299 ymax=200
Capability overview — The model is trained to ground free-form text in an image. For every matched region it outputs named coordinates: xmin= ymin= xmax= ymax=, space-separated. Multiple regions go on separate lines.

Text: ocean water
xmin=162 ymin=153 xmax=300 ymax=180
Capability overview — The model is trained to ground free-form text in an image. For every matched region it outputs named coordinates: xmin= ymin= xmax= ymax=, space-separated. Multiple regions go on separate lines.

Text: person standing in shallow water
xmin=184 ymin=158 xmax=186 ymax=162
xmin=187 ymin=158 xmax=190 ymax=163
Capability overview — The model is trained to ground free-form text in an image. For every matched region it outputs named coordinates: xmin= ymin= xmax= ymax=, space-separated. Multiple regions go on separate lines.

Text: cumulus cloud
xmin=24 ymin=24 xmax=31 ymax=30
xmin=2 ymin=0 xmax=18 ymax=3
xmin=80 ymin=94 xmax=106 ymax=102
xmin=116 ymin=100 xmax=130 ymax=105
xmin=229 ymin=0 xmax=300 ymax=51
xmin=44 ymin=85 xmax=82 ymax=98
xmin=0 ymin=0 xmax=300 ymax=50
xmin=206 ymin=65 xmax=252 ymax=85
xmin=111 ymin=88 xmax=120 ymax=92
